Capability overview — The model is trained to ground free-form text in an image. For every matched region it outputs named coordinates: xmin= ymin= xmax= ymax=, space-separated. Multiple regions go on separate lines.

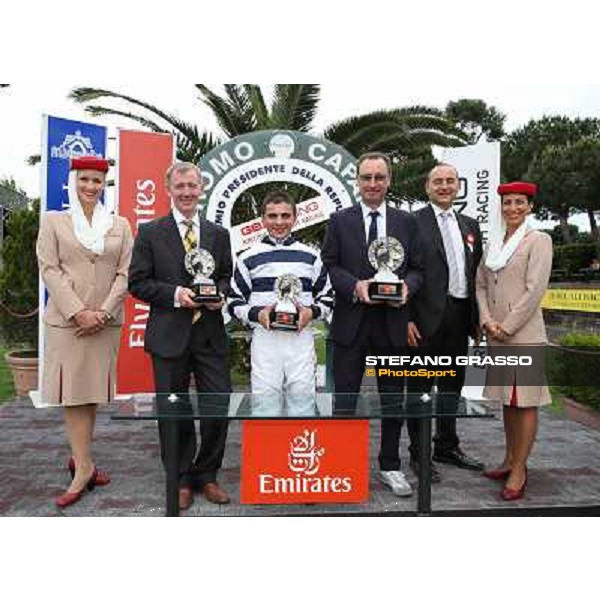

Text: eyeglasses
xmin=358 ymin=174 xmax=388 ymax=183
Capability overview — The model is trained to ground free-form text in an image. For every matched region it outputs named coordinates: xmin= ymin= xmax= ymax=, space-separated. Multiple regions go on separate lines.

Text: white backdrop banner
xmin=442 ymin=142 xmax=502 ymax=399
xmin=442 ymin=141 xmax=501 ymax=246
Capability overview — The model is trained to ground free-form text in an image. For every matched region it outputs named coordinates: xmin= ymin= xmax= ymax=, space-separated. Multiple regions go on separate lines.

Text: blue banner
xmin=42 ymin=115 xmax=107 ymax=212
xmin=35 ymin=116 xmax=108 ymax=397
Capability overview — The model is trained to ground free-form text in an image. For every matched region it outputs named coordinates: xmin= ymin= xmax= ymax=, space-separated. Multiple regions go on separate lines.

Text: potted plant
xmin=0 ymin=200 xmax=39 ymax=397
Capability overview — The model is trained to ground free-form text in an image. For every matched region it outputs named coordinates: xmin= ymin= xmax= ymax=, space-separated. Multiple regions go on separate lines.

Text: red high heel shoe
xmin=68 ymin=457 xmax=111 ymax=486
xmin=483 ymin=468 xmax=511 ymax=481
xmin=55 ymin=469 xmax=99 ymax=509
xmin=501 ymin=471 xmax=528 ymax=501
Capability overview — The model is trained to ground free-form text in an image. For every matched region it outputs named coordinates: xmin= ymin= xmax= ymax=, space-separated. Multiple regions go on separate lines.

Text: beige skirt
xmin=42 ymin=325 xmax=121 ymax=406
xmin=482 ymin=342 xmax=551 ymax=408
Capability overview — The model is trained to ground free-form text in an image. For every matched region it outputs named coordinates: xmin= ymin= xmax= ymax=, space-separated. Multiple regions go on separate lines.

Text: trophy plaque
xmin=184 ymin=248 xmax=221 ymax=303
xmin=270 ymin=274 xmax=302 ymax=331
xmin=367 ymin=237 xmax=405 ymax=303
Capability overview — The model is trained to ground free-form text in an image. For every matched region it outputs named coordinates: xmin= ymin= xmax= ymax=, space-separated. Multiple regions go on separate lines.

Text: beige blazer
xmin=476 ymin=230 xmax=552 ymax=344
xmin=36 ymin=211 xmax=133 ymax=327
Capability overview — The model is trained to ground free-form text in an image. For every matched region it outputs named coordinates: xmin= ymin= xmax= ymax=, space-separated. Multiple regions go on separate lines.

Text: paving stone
xmin=1 ymin=399 xmax=599 ymax=516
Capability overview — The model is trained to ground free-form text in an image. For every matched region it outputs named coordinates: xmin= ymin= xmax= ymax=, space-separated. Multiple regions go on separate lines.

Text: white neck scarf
xmin=67 ymin=171 xmax=113 ymax=255
xmin=485 ymin=216 xmax=531 ymax=272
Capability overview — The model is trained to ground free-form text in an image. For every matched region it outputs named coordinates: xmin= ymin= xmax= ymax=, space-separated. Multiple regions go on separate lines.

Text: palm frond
xmin=72 ymin=87 xmax=206 ymax=144
xmin=71 ymin=86 xmax=218 ymax=162
xmin=70 ymin=87 xmax=184 ymax=130
xmin=175 ymin=131 xmax=220 ymax=163
xmin=270 ymin=84 xmax=320 ymax=132
xmin=84 ymin=106 xmax=166 ymax=132
xmin=224 ymin=84 xmax=256 ymax=131
xmin=325 ymin=108 xmax=467 ymax=161
xmin=196 ymin=84 xmax=253 ymax=137
xmin=244 ymin=85 xmax=269 ymax=129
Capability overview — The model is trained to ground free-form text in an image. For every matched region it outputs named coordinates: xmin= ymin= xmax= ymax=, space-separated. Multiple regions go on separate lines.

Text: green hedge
xmin=552 ymin=243 xmax=600 ymax=275
xmin=0 ymin=347 xmax=15 ymax=402
xmin=547 ymin=333 xmax=600 ymax=410
xmin=0 ymin=204 xmax=39 ymax=348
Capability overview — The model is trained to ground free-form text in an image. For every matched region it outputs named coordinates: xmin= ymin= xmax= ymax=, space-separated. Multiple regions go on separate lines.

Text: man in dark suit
xmin=407 ymin=163 xmax=484 ymax=478
xmin=128 ymin=162 xmax=232 ymax=510
xmin=322 ymin=152 xmax=424 ymax=498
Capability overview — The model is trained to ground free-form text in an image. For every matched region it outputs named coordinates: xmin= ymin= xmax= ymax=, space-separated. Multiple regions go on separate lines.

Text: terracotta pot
xmin=5 ymin=349 xmax=38 ymax=398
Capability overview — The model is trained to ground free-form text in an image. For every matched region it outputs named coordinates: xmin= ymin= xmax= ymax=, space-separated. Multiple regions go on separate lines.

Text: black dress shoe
xmin=433 ymin=448 xmax=484 ymax=471
xmin=409 ymin=457 xmax=441 ymax=484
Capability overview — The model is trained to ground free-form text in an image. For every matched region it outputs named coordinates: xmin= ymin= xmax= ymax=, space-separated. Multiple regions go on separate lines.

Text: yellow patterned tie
xmin=182 ymin=219 xmax=201 ymax=324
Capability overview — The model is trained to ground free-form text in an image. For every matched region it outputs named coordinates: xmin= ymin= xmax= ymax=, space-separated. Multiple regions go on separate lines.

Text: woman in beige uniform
xmin=475 ymin=181 xmax=552 ymax=501
xmin=37 ymin=156 xmax=133 ymax=508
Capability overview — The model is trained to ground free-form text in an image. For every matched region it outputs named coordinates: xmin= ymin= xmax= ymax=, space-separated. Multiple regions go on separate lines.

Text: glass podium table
xmin=112 ymin=392 xmax=494 ymax=516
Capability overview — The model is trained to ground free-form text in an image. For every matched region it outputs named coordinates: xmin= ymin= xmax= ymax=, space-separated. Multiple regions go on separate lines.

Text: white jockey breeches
xmin=251 ymin=327 xmax=316 ymax=416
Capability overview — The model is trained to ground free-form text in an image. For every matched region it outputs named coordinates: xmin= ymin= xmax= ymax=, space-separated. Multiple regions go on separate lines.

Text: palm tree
xmin=67 ymin=85 xmax=468 ymax=248
xmin=323 ymin=107 xmax=465 ymax=204
xmin=194 ymin=84 xmax=320 ymax=135
xmin=69 ymin=84 xmax=464 ymax=165
xmin=69 ymin=86 xmax=222 ymax=164
xmin=69 ymin=85 xmax=322 ymax=162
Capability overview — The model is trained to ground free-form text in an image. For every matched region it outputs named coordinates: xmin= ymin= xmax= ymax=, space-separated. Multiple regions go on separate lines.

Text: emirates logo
xmin=243 ymin=420 xmax=369 ymax=503
xmin=288 ymin=429 xmax=325 ymax=475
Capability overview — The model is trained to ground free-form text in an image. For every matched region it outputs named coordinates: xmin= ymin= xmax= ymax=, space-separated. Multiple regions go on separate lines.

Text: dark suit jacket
xmin=322 ymin=203 xmax=424 ymax=347
xmin=128 ymin=212 xmax=232 ymax=359
xmin=409 ymin=204 xmax=483 ymax=339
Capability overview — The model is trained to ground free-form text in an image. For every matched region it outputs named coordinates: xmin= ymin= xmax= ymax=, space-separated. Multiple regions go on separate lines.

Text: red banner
xmin=116 ymin=130 xmax=174 ymax=394
xmin=241 ymin=420 xmax=369 ymax=504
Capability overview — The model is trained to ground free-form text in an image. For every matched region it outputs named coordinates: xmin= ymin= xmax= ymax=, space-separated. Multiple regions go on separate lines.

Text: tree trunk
xmin=560 ymin=215 xmax=572 ymax=244
xmin=587 ymin=208 xmax=599 ymax=241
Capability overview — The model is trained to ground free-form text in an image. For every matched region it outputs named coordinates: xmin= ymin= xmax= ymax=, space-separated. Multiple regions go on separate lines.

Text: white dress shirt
xmin=173 ymin=206 xmax=200 ymax=243
xmin=360 ymin=201 xmax=387 ymax=243
xmin=431 ymin=204 xmax=468 ymax=298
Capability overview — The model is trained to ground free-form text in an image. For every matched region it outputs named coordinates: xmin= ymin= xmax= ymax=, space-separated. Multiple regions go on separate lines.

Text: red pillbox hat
xmin=70 ymin=156 xmax=110 ymax=173
xmin=497 ymin=181 xmax=537 ymax=197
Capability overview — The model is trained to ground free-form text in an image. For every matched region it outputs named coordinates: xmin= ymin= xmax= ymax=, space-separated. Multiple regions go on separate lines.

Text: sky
xmin=1 ymin=83 xmax=598 ymax=228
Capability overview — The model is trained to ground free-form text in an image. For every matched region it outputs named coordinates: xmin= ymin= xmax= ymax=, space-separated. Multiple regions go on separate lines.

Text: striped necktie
xmin=439 ymin=212 xmax=460 ymax=297
xmin=182 ymin=219 xmax=201 ymax=323
xmin=183 ymin=219 xmax=197 ymax=252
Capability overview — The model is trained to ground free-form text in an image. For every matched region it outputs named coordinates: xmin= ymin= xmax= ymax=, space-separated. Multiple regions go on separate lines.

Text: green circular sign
xmin=199 ymin=130 xmax=359 ymax=228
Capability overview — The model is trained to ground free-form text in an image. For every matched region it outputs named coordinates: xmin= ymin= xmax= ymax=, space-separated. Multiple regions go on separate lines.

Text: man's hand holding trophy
xmin=184 ymin=247 xmax=223 ymax=308
xmin=356 ymin=236 xmax=408 ymax=307
xmin=258 ymin=274 xmax=313 ymax=332
xmin=270 ymin=273 xmax=304 ymax=331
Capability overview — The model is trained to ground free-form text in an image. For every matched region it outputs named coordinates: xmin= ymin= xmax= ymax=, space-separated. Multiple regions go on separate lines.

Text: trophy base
xmin=270 ymin=311 xmax=299 ymax=331
xmin=368 ymin=280 xmax=403 ymax=303
xmin=191 ymin=283 xmax=220 ymax=304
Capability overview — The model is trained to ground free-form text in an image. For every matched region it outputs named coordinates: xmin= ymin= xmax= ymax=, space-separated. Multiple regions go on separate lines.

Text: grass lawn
xmin=313 ymin=321 xmax=328 ymax=365
xmin=0 ymin=347 xmax=16 ymax=403
xmin=548 ymin=386 xmax=566 ymax=415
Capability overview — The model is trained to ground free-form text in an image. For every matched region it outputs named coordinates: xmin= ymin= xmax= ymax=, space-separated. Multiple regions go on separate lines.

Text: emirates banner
xmin=32 ymin=116 xmax=107 ymax=408
xmin=241 ymin=420 xmax=369 ymax=504
xmin=116 ymin=130 xmax=174 ymax=394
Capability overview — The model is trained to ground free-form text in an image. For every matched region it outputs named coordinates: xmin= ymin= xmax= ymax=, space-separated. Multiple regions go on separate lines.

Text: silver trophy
xmin=184 ymin=248 xmax=221 ymax=303
xmin=270 ymin=274 xmax=303 ymax=331
xmin=368 ymin=237 xmax=405 ymax=303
